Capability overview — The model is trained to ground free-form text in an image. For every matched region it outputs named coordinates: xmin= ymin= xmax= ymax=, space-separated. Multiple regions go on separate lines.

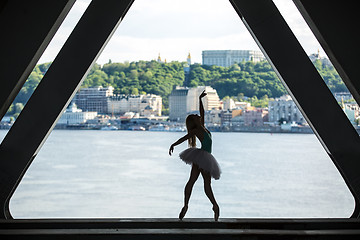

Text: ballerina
xmin=169 ymin=90 xmax=221 ymax=221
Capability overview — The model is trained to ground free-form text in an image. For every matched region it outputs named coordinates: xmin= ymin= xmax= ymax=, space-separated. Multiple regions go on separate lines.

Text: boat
xmin=169 ymin=126 xmax=186 ymax=132
xmin=100 ymin=125 xmax=118 ymax=130
xmin=148 ymin=124 xmax=170 ymax=131
xmin=128 ymin=125 xmax=145 ymax=131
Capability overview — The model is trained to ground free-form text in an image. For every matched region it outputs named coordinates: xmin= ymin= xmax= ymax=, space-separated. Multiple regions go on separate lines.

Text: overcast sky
xmin=38 ymin=0 xmax=325 ymax=65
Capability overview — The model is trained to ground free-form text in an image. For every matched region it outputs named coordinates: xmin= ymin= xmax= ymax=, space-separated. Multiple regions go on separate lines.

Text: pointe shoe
xmin=213 ymin=205 xmax=220 ymax=221
xmin=179 ymin=206 xmax=188 ymax=220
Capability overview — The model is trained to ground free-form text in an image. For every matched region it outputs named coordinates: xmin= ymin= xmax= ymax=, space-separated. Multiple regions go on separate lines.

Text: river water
xmin=0 ymin=130 xmax=354 ymax=219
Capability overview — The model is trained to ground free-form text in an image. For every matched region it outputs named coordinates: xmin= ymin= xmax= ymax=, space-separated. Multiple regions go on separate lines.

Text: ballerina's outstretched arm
xmin=169 ymin=131 xmax=195 ymax=156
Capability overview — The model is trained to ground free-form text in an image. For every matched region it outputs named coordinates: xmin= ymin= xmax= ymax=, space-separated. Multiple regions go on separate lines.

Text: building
xmin=334 ymin=92 xmax=354 ymax=102
xmin=243 ymin=108 xmax=268 ymax=126
xmin=107 ymin=94 xmax=162 ymax=116
xmin=169 ymin=86 xmax=221 ymax=121
xmin=157 ymin=53 xmax=163 ymax=63
xmin=202 ymin=50 xmax=265 ymax=67
xmin=341 ymin=98 xmax=359 ymax=125
xmin=222 ymin=98 xmax=251 ymax=111
xmin=235 ymin=101 xmax=251 ymax=109
xmin=205 ymin=109 xmax=222 ymax=126
xmin=220 ymin=110 xmax=232 ymax=125
xmin=184 ymin=53 xmax=192 ymax=85
xmin=183 ymin=52 xmax=191 ymax=74
xmin=169 ymin=87 xmax=189 ymax=121
xmin=309 ymin=50 xmax=332 ymax=67
xmin=268 ymin=95 xmax=305 ymax=124
xmin=222 ymin=98 xmax=235 ymax=110
xmin=57 ymin=102 xmax=97 ymax=125
xmin=73 ymin=86 xmax=114 ymax=113
xmin=187 ymin=86 xmax=221 ymax=112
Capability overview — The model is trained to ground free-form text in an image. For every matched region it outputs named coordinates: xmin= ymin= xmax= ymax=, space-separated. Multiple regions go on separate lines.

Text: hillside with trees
xmin=6 ymin=59 xmax=346 ymax=117
xmin=188 ymin=61 xmax=286 ymax=99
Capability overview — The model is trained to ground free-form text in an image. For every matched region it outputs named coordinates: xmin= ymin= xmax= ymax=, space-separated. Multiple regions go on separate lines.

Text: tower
xmin=187 ymin=52 xmax=191 ymax=65
xmin=184 ymin=53 xmax=191 ymax=86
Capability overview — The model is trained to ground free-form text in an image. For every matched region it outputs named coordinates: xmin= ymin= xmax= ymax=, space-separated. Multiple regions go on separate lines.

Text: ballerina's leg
xmin=201 ymin=170 xmax=220 ymax=221
xmin=180 ymin=164 xmax=200 ymax=220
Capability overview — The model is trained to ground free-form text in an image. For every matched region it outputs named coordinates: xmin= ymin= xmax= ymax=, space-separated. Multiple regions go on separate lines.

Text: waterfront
xmin=0 ymin=130 xmax=354 ymax=219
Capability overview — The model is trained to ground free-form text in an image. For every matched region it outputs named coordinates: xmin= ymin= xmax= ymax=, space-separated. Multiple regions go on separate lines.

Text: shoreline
xmin=1 ymin=124 xmax=359 ymax=135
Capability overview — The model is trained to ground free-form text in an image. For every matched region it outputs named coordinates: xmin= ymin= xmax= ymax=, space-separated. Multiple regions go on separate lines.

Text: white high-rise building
xmin=187 ymin=86 xmax=221 ymax=112
xmin=268 ymin=95 xmax=305 ymax=124
xmin=169 ymin=86 xmax=220 ymax=121
xmin=202 ymin=50 xmax=265 ymax=67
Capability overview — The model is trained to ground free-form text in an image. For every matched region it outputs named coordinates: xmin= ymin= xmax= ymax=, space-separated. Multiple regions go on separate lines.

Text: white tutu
xmin=179 ymin=148 xmax=221 ymax=180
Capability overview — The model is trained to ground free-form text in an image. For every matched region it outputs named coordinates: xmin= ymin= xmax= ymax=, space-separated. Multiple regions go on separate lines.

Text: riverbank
xmin=2 ymin=121 xmax=360 ymax=134
xmin=52 ymin=123 xmax=314 ymax=133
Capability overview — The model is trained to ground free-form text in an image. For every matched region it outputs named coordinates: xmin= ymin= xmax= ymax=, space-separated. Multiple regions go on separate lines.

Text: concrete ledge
xmin=1 ymin=218 xmax=360 ymax=239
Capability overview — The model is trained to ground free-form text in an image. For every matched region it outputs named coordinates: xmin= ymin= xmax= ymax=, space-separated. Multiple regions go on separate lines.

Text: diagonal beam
xmin=0 ymin=0 xmax=134 ymax=219
xmin=0 ymin=0 xmax=76 ymax=120
xmin=293 ymin=0 xmax=360 ymax=106
xmin=230 ymin=0 xmax=360 ymax=218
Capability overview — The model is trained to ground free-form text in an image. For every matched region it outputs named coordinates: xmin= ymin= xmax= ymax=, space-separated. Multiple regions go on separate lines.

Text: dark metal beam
xmin=0 ymin=0 xmax=75 ymax=120
xmin=0 ymin=0 xmax=134 ymax=219
xmin=293 ymin=0 xmax=360 ymax=106
xmin=230 ymin=0 xmax=360 ymax=218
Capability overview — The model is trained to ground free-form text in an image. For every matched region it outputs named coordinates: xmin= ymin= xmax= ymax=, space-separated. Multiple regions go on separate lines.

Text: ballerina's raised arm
xmin=199 ymin=90 xmax=207 ymax=127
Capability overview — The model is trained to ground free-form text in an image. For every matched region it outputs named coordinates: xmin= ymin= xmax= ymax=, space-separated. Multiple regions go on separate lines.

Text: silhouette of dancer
xmin=169 ymin=90 xmax=221 ymax=221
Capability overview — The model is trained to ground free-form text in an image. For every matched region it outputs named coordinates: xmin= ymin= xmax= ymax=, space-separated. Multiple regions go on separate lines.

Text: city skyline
xmin=38 ymin=0 xmax=326 ymax=65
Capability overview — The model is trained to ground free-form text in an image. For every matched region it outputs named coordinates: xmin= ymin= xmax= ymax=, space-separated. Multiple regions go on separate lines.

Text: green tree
xmin=131 ymin=88 xmax=139 ymax=95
